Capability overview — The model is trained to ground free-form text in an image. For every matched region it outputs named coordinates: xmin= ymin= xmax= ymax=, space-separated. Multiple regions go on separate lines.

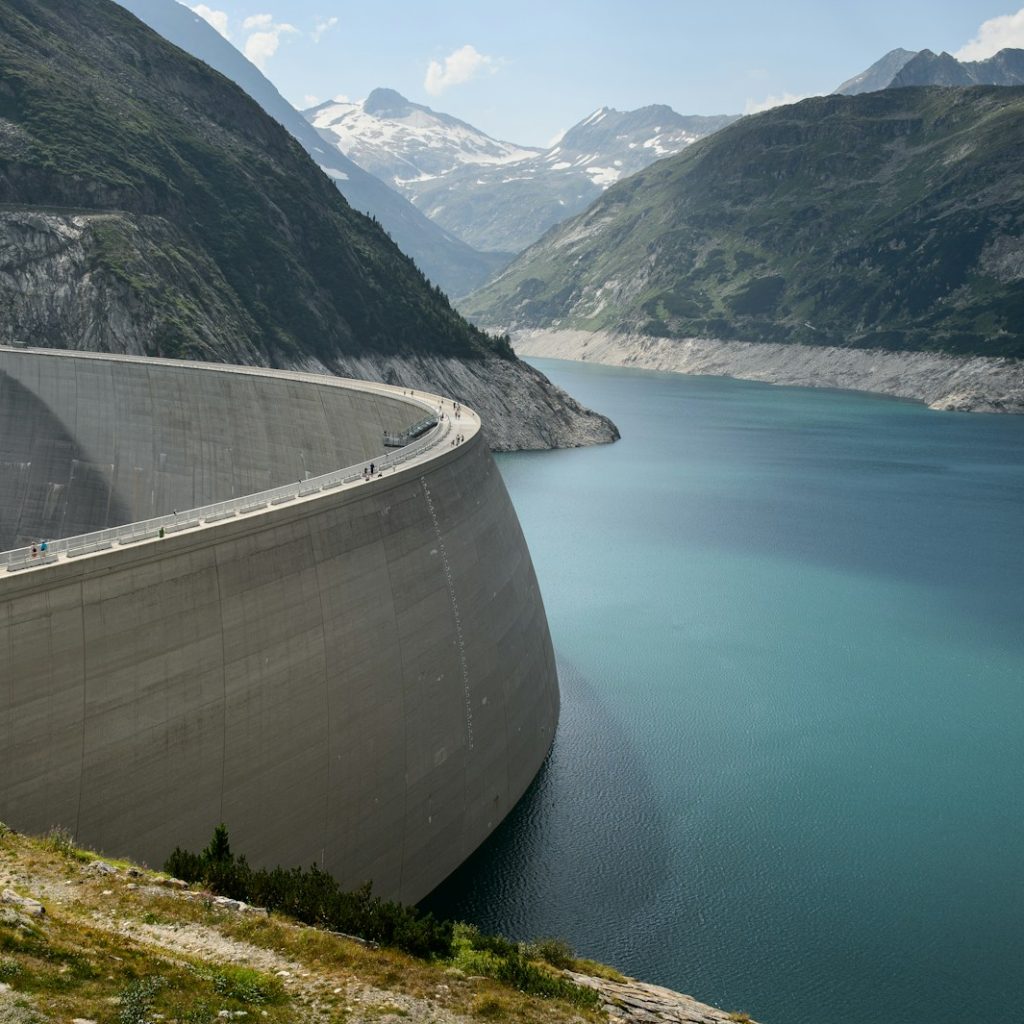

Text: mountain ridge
xmin=115 ymin=0 xmax=508 ymax=297
xmin=464 ymin=88 xmax=1024 ymax=372
xmin=306 ymin=87 xmax=539 ymax=187
xmin=835 ymin=46 xmax=1024 ymax=94
xmin=309 ymin=92 xmax=738 ymax=253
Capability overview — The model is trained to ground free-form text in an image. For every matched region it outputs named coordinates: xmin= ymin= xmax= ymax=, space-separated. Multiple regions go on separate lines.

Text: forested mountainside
xmin=466 ymin=87 xmax=1024 ymax=360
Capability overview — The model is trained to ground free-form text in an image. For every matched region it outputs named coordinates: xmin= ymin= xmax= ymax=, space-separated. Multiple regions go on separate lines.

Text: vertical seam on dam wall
xmin=214 ymin=549 xmax=229 ymax=824
xmin=421 ymin=478 xmax=474 ymax=752
xmin=378 ymin=493 xmax=413 ymax=898
xmin=75 ymin=583 xmax=87 ymax=839
xmin=311 ymin=522 xmax=333 ymax=870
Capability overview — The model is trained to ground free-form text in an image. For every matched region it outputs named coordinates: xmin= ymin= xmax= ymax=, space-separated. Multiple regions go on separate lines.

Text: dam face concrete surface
xmin=0 ymin=348 xmax=558 ymax=902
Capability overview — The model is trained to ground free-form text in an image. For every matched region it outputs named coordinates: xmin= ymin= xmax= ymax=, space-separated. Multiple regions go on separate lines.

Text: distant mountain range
xmin=465 ymin=87 xmax=1024 ymax=361
xmin=307 ymin=88 xmax=541 ymax=185
xmin=308 ymin=92 xmax=738 ymax=254
xmin=116 ymin=0 xmax=508 ymax=297
xmin=835 ymin=47 xmax=1024 ymax=94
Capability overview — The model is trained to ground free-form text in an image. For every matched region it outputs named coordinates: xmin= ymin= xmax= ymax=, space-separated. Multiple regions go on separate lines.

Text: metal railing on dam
xmin=0 ymin=348 xmax=470 ymax=572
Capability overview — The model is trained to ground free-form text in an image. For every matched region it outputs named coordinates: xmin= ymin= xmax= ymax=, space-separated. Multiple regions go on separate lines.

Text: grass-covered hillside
xmin=0 ymin=823 xmax=758 ymax=1023
xmin=0 ymin=0 xmax=504 ymax=365
xmin=465 ymin=87 xmax=1024 ymax=359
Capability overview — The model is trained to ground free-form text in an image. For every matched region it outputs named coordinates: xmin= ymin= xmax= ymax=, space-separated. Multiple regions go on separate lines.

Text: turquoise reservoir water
xmin=421 ymin=359 xmax=1024 ymax=1024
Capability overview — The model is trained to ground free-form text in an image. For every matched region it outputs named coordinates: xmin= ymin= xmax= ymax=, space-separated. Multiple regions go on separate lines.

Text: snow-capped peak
xmin=305 ymin=87 xmax=541 ymax=186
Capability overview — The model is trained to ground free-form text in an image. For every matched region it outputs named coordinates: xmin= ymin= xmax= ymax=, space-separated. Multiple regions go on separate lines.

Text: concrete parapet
xmin=0 ymin=348 xmax=558 ymax=902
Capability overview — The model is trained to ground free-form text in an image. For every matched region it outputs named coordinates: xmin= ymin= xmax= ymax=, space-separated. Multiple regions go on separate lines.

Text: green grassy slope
xmin=0 ymin=0 xmax=510 ymax=364
xmin=465 ymin=88 xmax=1024 ymax=359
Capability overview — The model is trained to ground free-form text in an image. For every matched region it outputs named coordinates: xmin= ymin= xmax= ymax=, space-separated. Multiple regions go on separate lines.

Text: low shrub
xmin=530 ymin=937 xmax=574 ymax=970
xmin=451 ymin=924 xmax=599 ymax=1010
xmin=118 ymin=976 xmax=165 ymax=1024
xmin=209 ymin=964 xmax=285 ymax=1005
xmin=165 ymin=825 xmax=453 ymax=959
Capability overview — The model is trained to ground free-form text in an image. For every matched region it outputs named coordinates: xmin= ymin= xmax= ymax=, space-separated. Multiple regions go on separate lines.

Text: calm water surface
xmin=421 ymin=360 xmax=1024 ymax=1024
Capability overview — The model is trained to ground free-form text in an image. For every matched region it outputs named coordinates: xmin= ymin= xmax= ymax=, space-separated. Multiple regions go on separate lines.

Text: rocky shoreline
xmin=513 ymin=328 xmax=1024 ymax=414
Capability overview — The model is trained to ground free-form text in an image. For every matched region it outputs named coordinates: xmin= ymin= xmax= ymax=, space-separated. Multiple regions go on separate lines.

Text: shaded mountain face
xmin=835 ymin=47 xmax=1024 ymax=94
xmin=891 ymin=48 xmax=1024 ymax=88
xmin=115 ymin=0 xmax=507 ymax=297
xmin=464 ymin=88 xmax=1024 ymax=360
xmin=0 ymin=0 xmax=502 ymax=363
xmin=833 ymin=48 xmax=917 ymax=94
xmin=309 ymin=94 xmax=737 ymax=254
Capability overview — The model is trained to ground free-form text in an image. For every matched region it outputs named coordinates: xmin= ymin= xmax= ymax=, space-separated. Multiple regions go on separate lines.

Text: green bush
xmin=165 ymin=826 xmax=453 ymax=960
xmin=493 ymin=948 xmax=598 ymax=1009
xmin=209 ymin=965 xmax=284 ymax=1005
xmin=530 ymin=937 xmax=575 ymax=970
xmin=451 ymin=924 xmax=598 ymax=1010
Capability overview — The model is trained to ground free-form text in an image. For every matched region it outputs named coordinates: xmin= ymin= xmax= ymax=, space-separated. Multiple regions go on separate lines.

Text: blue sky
xmin=184 ymin=2 xmax=1024 ymax=145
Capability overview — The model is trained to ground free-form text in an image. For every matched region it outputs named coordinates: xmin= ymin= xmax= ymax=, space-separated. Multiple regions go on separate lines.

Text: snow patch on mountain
xmin=307 ymin=90 xmax=739 ymax=253
xmin=307 ymin=89 xmax=539 ymax=184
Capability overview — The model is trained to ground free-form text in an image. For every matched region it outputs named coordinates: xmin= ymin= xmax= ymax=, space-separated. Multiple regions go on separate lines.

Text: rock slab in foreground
xmin=568 ymin=970 xmax=759 ymax=1023
xmin=514 ymin=329 xmax=1024 ymax=414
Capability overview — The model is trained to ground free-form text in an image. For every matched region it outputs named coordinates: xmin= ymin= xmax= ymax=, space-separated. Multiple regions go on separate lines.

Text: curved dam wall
xmin=0 ymin=349 xmax=559 ymax=903
xmin=0 ymin=350 xmax=425 ymax=549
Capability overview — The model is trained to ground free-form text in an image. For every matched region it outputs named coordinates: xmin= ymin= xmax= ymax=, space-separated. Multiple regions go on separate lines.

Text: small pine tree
xmin=203 ymin=823 xmax=232 ymax=864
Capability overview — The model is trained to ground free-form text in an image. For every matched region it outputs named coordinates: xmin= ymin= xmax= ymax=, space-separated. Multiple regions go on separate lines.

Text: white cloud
xmin=187 ymin=3 xmax=229 ymax=39
xmin=744 ymin=92 xmax=810 ymax=115
xmin=242 ymin=14 xmax=298 ymax=69
xmin=312 ymin=16 xmax=339 ymax=43
xmin=955 ymin=7 xmax=1024 ymax=60
xmin=424 ymin=44 xmax=498 ymax=96
xmin=243 ymin=13 xmax=274 ymax=30
xmin=303 ymin=94 xmax=321 ymax=107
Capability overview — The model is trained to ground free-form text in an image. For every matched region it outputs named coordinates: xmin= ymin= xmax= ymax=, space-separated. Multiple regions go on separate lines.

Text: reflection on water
xmin=421 ymin=657 xmax=675 ymax=963
xmin=422 ymin=361 xmax=1024 ymax=1024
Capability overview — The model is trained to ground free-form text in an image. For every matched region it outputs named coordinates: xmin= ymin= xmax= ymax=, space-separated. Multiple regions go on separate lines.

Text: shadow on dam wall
xmin=0 ymin=372 xmax=132 ymax=549
xmin=0 ymin=349 xmax=560 ymax=903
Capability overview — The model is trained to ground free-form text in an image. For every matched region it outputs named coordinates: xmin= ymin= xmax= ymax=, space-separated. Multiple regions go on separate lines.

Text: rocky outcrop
xmin=0 ymin=210 xmax=262 ymax=363
xmin=514 ymin=328 xmax=1024 ymax=413
xmin=567 ymin=971 xmax=758 ymax=1024
xmin=318 ymin=350 xmax=619 ymax=450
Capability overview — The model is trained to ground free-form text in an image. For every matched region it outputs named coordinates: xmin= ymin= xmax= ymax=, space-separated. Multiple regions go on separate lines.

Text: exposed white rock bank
xmin=513 ymin=329 xmax=1024 ymax=414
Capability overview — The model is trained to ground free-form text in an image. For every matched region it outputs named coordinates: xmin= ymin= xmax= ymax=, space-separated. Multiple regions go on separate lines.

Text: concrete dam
xmin=0 ymin=347 xmax=559 ymax=903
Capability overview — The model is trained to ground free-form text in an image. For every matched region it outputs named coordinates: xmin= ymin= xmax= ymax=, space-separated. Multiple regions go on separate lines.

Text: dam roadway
xmin=0 ymin=347 xmax=559 ymax=903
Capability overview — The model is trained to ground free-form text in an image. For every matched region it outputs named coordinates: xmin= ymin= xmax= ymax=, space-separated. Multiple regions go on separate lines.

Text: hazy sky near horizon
xmin=182 ymin=2 xmax=1024 ymax=145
